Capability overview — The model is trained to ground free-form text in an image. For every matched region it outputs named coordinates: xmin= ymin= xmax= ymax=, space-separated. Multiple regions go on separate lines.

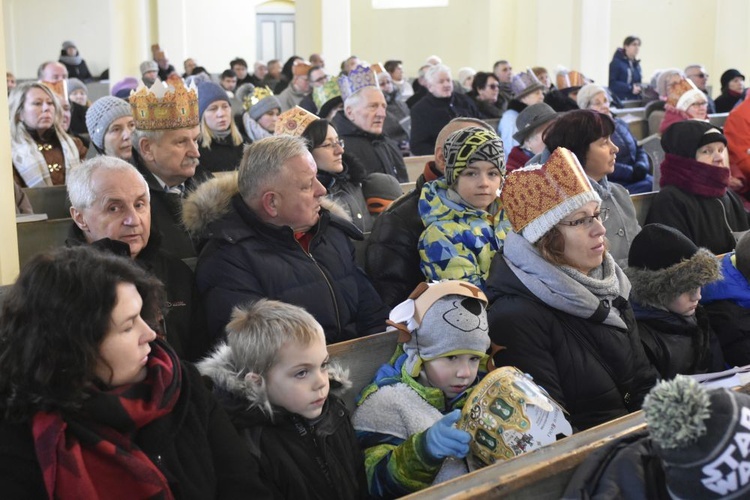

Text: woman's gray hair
xmin=67 ymin=156 xmax=149 ymax=210
xmin=238 ymin=135 xmax=310 ymax=201
xmin=656 ymin=68 xmax=683 ymax=98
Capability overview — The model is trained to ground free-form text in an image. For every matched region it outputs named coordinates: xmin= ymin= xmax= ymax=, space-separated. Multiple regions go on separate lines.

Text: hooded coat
xmin=198 ymin=345 xmax=367 ymax=500
xmin=182 ymin=175 xmax=389 ymax=343
xmin=608 ymin=48 xmax=642 ymax=101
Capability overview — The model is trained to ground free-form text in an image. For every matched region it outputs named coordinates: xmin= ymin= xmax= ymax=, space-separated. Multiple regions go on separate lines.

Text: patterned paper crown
xmin=510 ymin=69 xmax=544 ymax=98
xmin=40 ymin=80 xmax=68 ymax=104
xmin=292 ymin=61 xmax=312 ymax=77
xmin=129 ymin=74 xmax=199 ymax=130
xmin=556 ymin=69 xmax=591 ymax=90
xmin=314 ymin=79 xmax=341 ymax=109
xmin=667 ymin=77 xmax=698 ymax=107
xmin=501 ymin=147 xmax=599 ymax=243
xmin=275 ymin=106 xmax=318 ymax=136
xmin=243 ymin=86 xmax=274 ymax=112
xmin=337 ymin=64 xmax=378 ymax=102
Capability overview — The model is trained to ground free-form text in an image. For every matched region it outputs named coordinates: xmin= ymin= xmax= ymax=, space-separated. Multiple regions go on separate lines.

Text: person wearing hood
xmin=626 ymin=224 xmax=724 ymax=380
xmin=418 ymin=126 xmax=510 ymax=291
xmin=198 ymin=299 xmax=367 ymax=499
xmin=487 ymin=147 xmax=658 ymax=431
xmin=498 ymin=69 xmax=546 ymax=159
xmin=645 ymin=120 xmax=750 ymax=254
xmin=182 ymin=135 xmax=388 ymax=343
xmin=58 ymin=40 xmax=92 ymax=82
xmin=608 ymin=36 xmax=643 ymax=101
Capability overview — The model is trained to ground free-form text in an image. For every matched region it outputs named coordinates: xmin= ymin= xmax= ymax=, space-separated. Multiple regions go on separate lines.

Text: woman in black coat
xmin=196 ymin=81 xmax=248 ymax=173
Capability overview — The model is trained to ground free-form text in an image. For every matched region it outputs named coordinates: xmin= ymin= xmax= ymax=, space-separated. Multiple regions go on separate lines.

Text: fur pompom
xmin=643 ymin=375 xmax=711 ymax=449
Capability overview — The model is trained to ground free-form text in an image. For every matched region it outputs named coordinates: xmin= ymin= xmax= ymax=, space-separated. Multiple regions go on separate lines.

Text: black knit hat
xmin=720 ymin=68 xmax=745 ymax=91
xmin=626 ymin=224 xmax=721 ymax=308
xmin=660 ymin=120 xmax=727 ymax=160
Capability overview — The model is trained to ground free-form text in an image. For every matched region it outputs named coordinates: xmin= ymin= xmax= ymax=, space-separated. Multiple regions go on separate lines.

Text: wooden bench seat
xmin=22 ymin=185 xmax=71 ymax=220
xmin=17 ymin=218 xmax=72 ymax=267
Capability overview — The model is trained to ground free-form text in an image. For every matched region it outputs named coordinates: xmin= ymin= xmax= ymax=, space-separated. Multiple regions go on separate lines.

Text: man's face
xmin=255 ymin=64 xmax=268 ymax=80
xmin=71 ymin=168 xmax=151 ymax=258
xmin=184 ymin=59 xmax=196 ymax=75
xmin=42 ymin=62 xmax=68 ymax=82
xmin=294 ymin=74 xmax=310 ymax=94
xmin=232 ymin=64 xmax=248 ymax=80
xmin=309 ymin=69 xmax=328 ymax=89
xmin=686 ymin=67 xmax=709 ymax=91
xmin=221 ymin=76 xmax=237 ymax=91
xmin=390 ymin=64 xmax=404 ymax=82
xmin=427 ymin=71 xmax=453 ymax=98
xmin=346 ymin=87 xmax=387 ymax=135
xmin=143 ymin=70 xmax=158 ymax=82
xmin=494 ymin=63 xmax=512 ymax=83
xmin=268 ymin=62 xmax=282 ymax=78
xmin=140 ymin=126 xmax=201 ymax=187
xmin=268 ymin=152 xmax=327 ymax=232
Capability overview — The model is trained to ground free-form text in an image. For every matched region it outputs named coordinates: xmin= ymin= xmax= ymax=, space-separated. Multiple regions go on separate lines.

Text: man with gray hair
xmin=183 ymin=135 xmax=389 ymax=343
xmin=67 ymin=156 xmax=212 ymax=361
xmin=685 ymin=64 xmax=716 ymax=114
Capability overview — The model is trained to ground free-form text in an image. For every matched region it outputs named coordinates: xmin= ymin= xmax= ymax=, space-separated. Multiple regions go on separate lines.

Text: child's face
xmin=423 ymin=354 xmax=481 ymax=399
xmin=454 ymin=161 xmax=502 ymax=211
xmin=667 ymin=288 xmax=701 ymax=316
xmin=258 ymin=108 xmax=280 ymax=133
xmin=266 ymin=334 xmax=330 ymax=419
xmin=69 ymin=89 xmax=87 ymax=106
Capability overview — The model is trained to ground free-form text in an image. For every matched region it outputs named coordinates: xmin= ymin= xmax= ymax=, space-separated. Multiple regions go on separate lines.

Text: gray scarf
xmin=503 ymin=231 xmax=631 ymax=329
xmin=59 ymin=54 xmax=82 ymax=66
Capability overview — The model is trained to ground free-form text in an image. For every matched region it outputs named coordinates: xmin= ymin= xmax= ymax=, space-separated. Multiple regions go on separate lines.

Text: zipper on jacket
xmin=295 ymin=240 xmax=343 ymax=336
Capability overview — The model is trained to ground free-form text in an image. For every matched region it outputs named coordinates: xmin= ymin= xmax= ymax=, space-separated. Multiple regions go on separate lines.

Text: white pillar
xmin=578 ymin=0 xmax=611 ymax=86
xmin=109 ymin=0 xmax=152 ymax=86
xmin=321 ymin=0 xmax=351 ymax=70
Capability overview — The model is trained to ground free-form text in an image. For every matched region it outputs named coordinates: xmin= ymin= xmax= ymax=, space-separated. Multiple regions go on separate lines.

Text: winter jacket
xmin=353 ymin=350 xmax=475 ymax=498
xmin=383 ymin=89 xmax=411 ymax=148
xmin=133 ymin=149 xmax=213 ymax=259
xmin=610 ymin=116 xmax=653 ymax=194
xmin=714 ymin=91 xmax=744 ymax=114
xmin=506 ymin=146 xmax=532 ymax=172
xmin=332 ymin=113 xmax=408 ymax=182
xmin=197 ymin=134 xmax=246 ymax=173
xmin=497 ymin=100 xmax=526 ymax=161
xmin=0 ymin=351 xmax=270 ymax=499
xmin=418 ymin=179 xmax=510 ymax=290
xmin=701 ymin=253 xmax=750 ymax=367
xmin=199 ymin=345 xmax=367 ymax=500
xmin=470 ymin=96 xmax=502 ymax=120
xmin=486 ymin=252 xmax=658 ymax=431
xmin=182 ymin=175 xmax=389 ymax=343
xmin=724 ymin=96 xmax=750 ymax=180
xmin=276 ymin=85 xmax=306 ymax=112
xmin=409 ymin=92 xmax=481 ymax=155
xmin=318 ymin=154 xmax=372 ymax=234
xmin=608 ymin=48 xmax=642 ymax=101
xmin=366 ymin=163 xmax=441 ymax=307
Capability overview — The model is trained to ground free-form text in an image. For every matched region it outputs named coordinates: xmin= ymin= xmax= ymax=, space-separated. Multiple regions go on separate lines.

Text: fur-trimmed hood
xmin=197 ymin=342 xmax=352 ymax=420
xmin=626 ymin=248 xmax=722 ymax=309
xmin=181 ymin=171 xmax=353 ymax=238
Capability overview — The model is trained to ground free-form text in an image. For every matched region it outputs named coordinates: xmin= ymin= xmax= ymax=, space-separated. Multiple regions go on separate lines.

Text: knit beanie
xmin=661 ymin=120 xmax=727 ymax=160
xmin=735 ymin=232 xmax=750 ymax=282
xmin=443 ymin=126 xmax=505 ymax=186
xmin=249 ymin=95 xmax=282 ymax=121
xmin=513 ymin=103 xmax=557 ymax=144
xmin=626 ymin=224 xmax=721 ymax=309
xmin=501 ymin=147 xmax=600 ymax=244
xmin=643 ymin=376 xmax=750 ymax=499
xmin=361 ymin=172 xmax=402 ymax=215
xmin=85 ymin=96 xmax=133 ymax=150
xmin=62 ymin=40 xmax=76 ymax=51
xmin=676 ymin=89 xmax=707 ymax=112
xmin=720 ymin=69 xmax=745 ymax=92
xmin=111 ymin=77 xmax=140 ymax=99
xmin=197 ymin=81 xmax=230 ymax=119
xmin=510 ymin=69 xmax=545 ymax=100
xmin=575 ymin=83 xmax=608 ymax=110
xmin=388 ymin=281 xmax=490 ymax=378
xmin=140 ymin=60 xmax=158 ymax=76
xmin=67 ymin=78 xmax=87 ymax=98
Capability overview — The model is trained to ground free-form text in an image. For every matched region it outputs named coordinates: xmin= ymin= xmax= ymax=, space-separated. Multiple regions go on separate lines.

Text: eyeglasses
xmin=486 ymin=84 xmax=500 ymax=90
xmin=312 ymin=75 xmax=329 ymax=84
xmin=689 ymin=73 xmax=709 ymax=79
xmin=690 ymin=101 xmax=709 ymax=107
xmin=316 ymin=138 xmax=344 ymax=149
xmin=557 ymin=208 xmax=610 ymax=228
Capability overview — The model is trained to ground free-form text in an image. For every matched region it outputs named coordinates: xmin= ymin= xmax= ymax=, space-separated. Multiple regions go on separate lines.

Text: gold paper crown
xmin=337 ymin=64 xmax=378 ymax=102
xmin=275 ymin=106 xmax=318 ymax=136
xmin=243 ymin=86 xmax=274 ymax=111
xmin=501 ymin=147 xmax=594 ymax=235
xmin=314 ymin=79 xmax=341 ymax=109
xmin=40 ymin=80 xmax=68 ymax=104
xmin=667 ymin=77 xmax=698 ymax=107
xmin=129 ymin=74 xmax=199 ymax=130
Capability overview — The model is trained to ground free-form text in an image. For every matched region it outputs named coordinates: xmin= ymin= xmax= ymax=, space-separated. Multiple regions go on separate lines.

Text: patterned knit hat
xmin=388 ymin=281 xmax=490 ymax=377
xmin=443 ymin=126 xmax=505 ymax=186
xmin=85 ymin=96 xmax=133 ymax=150
xmin=644 ymin=376 xmax=750 ymax=499
xmin=140 ymin=60 xmax=158 ymax=76
xmin=501 ymin=147 xmax=601 ymax=243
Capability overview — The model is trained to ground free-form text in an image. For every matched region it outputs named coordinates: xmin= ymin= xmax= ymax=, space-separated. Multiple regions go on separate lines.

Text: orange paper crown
xmin=556 ymin=70 xmax=591 ymax=90
xmin=40 ymin=80 xmax=68 ymax=104
xmin=337 ymin=64 xmax=378 ymax=102
xmin=275 ymin=106 xmax=318 ymax=136
xmin=292 ymin=61 xmax=313 ymax=77
xmin=130 ymin=74 xmax=199 ymax=130
xmin=667 ymin=78 xmax=698 ymax=107
xmin=501 ymin=147 xmax=599 ymax=243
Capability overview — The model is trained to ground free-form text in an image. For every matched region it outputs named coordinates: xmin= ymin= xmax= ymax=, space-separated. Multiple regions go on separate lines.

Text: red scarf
xmin=660 ymin=153 xmax=729 ymax=198
xmin=31 ymin=342 xmax=181 ymax=500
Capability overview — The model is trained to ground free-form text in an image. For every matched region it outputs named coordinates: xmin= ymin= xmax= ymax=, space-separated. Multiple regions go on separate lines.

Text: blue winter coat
xmin=608 ymin=48 xmax=642 ymax=101
xmin=609 ymin=117 xmax=653 ymax=194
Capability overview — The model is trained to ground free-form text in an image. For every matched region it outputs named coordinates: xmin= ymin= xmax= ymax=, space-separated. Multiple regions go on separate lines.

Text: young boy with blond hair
xmin=198 ymin=299 xmax=366 ymax=499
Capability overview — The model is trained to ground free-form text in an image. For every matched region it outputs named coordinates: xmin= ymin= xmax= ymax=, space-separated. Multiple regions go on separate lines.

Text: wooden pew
xmin=22 ymin=186 xmax=71 ymax=220
xmin=626 ymin=119 xmax=648 ymax=141
xmin=639 ymin=134 xmax=664 ymax=190
xmin=708 ymin=112 xmax=729 ymax=128
xmin=17 ymin=218 xmax=72 ymax=267
xmin=405 ymin=155 xmax=432 ymax=182
xmin=611 ymin=107 xmax=645 ymax=119
xmin=631 ymin=192 xmax=656 ymax=227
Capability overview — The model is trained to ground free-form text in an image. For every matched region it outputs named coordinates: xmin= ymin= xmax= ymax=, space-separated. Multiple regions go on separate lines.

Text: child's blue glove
xmin=424 ymin=409 xmax=471 ymax=460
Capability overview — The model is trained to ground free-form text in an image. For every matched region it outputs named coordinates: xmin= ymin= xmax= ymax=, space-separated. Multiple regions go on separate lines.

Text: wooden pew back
xmin=404 ymin=155 xmax=432 ymax=182
xmin=631 ymin=192 xmax=656 ymax=227
xmin=22 ymin=186 xmax=71 ymax=220
xmin=17 ymin=218 xmax=72 ymax=267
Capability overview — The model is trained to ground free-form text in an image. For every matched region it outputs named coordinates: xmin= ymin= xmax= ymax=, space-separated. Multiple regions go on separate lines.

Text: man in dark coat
xmin=67 ymin=155 xmax=213 ymax=361
xmin=183 ymin=135 xmax=389 ymax=343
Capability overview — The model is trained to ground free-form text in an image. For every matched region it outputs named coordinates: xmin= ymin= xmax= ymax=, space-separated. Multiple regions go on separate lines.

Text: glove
xmin=424 ymin=409 xmax=471 ymax=460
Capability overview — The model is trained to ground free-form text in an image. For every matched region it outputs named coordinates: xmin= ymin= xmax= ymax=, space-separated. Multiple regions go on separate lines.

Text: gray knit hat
xmin=62 ymin=40 xmax=76 ymax=51
xmin=140 ymin=60 xmax=158 ymax=76
xmin=67 ymin=78 xmax=87 ymax=98
xmin=86 ymin=96 xmax=133 ymax=150
xmin=248 ymin=95 xmax=282 ymax=121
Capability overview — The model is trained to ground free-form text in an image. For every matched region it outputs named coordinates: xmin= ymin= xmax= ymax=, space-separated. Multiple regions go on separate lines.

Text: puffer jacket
xmin=332 ymin=113 xmax=408 ymax=182
xmin=418 ymin=179 xmax=510 ymax=290
xmin=608 ymin=48 xmax=642 ymax=101
xmin=610 ymin=117 xmax=653 ymax=194
xmin=182 ymin=175 xmax=389 ymax=343
xmin=198 ymin=345 xmax=367 ymax=500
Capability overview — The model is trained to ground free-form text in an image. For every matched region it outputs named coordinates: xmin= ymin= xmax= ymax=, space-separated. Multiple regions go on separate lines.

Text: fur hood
xmin=626 ymin=248 xmax=721 ymax=309
xmin=182 ymin=172 xmax=352 ymax=238
xmin=197 ymin=342 xmax=352 ymax=419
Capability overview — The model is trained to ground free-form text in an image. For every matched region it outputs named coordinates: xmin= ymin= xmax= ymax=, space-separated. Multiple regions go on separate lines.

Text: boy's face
xmin=423 ymin=354 xmax=481 ymax=399
xmin=266 ymin=334 xmax=330 ymax=419
xmin=667 ymin=288 xmax=701 ymax=316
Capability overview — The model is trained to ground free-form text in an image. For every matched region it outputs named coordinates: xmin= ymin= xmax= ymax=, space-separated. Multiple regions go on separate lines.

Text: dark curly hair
xmin=543 ymin=109 xmax=615 ymax=170
xmin=0 ymin=246 xmax=165 ymax=421
xmin=471 ymin=72 xmax=498 ymax=94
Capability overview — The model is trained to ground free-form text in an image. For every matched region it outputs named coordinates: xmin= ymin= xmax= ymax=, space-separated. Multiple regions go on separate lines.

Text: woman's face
xmin=624 ymin=40 xmax=640 ymax=59
xmin=728 ymin=76 xmax=745 ymax=93
xmin=695 ymin=141 xmax=729 ymax=168
xmin=104 ymin=115 xmax=136 ymax=160
xmin=588 ymin=92 xmax=611 ymax=116
xmin=520 ymin=88 xmax=544 ymax=106
xmin=258 ymin=108 xmax=280 ymax=133
xmin=94 ymin=283 xmax=157 ymax=387
xmin=428 ymin=71 xmax=453 ymax=98
xmin=686 ymin=99 xmax=709 ymax=120
xmin=667 ymin=288 xmax=701 ymax=316
xmin=454 ymin=160 xmax=502 ymax=211
xmin=203 ymin=100 xmax=231 ymax=132
xmin=477 ymin=76 xmax=500 ymax=103
xmin=584 ymin=135 xmax=619 ymax=181
xmin=69 ymin=89 xmax=87 ymax=106
xmin=311 ymin=125 xmax=344 ymax=174
xmin=557 ymin=201 xmax=607 ymax=274
xmin=20 ymin=87 xmax=55 ymax=132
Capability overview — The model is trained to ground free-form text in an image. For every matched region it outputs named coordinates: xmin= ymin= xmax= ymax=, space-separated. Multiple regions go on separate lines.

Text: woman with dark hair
xmin=608 ymin=35 xmax=643 ymax=101
xmin=0 ymin=246 xmax=267 ymax=498
xmin=486 ymin=147 xmax=657 ymax=431
xmin=714 ymin=69 xmax=746 ymax=113
xmin=468 ymin=72 xmax=502 ymax=119
xmin=539 ymin=109 xmax=641 ymax=266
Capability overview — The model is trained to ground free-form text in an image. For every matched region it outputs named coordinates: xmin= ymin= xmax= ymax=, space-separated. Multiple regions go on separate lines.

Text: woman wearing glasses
xmin=467 ymin=72 xmax=502 ymax=119
xmin=486 ymin=147 xmax=658 ymax=431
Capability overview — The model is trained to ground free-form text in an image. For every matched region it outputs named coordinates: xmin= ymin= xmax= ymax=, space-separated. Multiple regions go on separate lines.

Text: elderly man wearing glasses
xmin=685 ymin=65 xmax=716 ymax=114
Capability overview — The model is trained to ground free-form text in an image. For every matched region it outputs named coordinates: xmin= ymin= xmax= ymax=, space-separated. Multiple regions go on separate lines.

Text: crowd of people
xmin=3 ymin=34 xmax=750 ymax=498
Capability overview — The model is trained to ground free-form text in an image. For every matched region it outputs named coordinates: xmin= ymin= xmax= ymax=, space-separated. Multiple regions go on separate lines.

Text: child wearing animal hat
xmin=353 ymin=280 xmax=492 ymax=497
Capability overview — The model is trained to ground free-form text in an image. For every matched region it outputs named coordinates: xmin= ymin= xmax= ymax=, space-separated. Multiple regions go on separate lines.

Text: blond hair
xmin=199 ymin=112 xmax=243 ymax=150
